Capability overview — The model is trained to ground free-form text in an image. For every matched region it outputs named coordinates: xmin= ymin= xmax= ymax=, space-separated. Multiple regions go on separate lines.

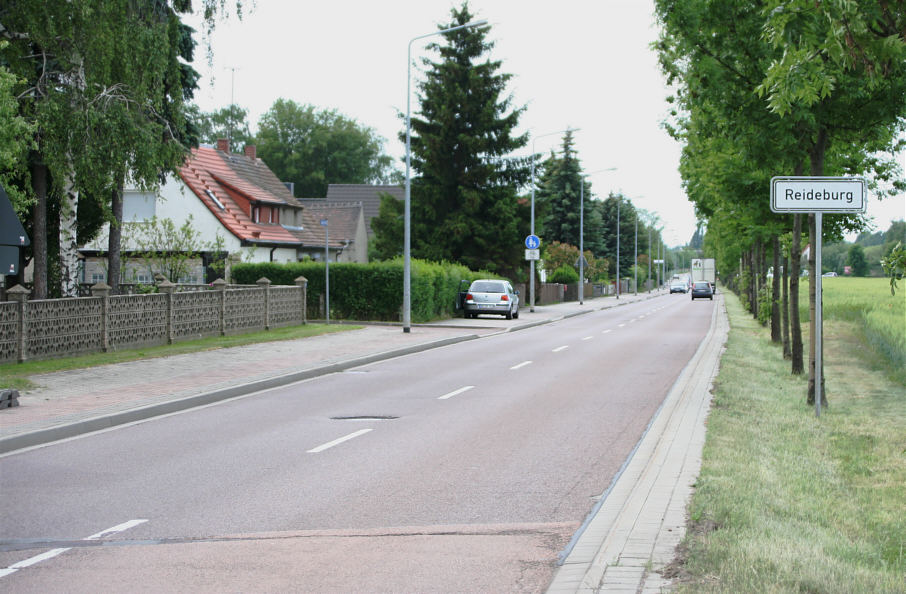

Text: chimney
xmin=244 ymin=145 xmax=257 ymax=160
xmin=216 ymin=138 xmax=230 ymax=153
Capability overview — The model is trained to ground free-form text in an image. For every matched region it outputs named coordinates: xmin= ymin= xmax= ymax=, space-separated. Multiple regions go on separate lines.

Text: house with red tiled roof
xmin=80 ymin=140 xmax=367 ymax=285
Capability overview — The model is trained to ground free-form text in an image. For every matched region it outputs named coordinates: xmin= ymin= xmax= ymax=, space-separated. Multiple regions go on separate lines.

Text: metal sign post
xmin=321 ymin=219 xmax=329 ymax=324
xmin=770 ymin=176 xmax=866 ymax=417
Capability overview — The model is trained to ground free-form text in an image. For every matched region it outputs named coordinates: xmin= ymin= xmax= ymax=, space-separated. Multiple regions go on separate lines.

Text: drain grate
xmin=330 ymin=415 xmax=398 ymax=421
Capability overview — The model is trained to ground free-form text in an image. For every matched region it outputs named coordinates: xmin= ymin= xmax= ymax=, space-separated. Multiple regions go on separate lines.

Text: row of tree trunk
xmin=734 ymin=213 xmax=825 ymax=407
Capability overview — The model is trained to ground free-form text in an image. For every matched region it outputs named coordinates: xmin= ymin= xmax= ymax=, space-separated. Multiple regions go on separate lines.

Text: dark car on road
xmin=690 ymin=281 xmax=713 ymax=300
xmin=463 ymin=279 xmax=520 ymax=319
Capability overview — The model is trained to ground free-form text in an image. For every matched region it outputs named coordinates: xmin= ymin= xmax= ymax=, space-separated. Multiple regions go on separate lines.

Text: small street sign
xmin=525 ymin=249 xmax=540 ymax=260
xmin=525 ymin=234 xmax=541 ymax=250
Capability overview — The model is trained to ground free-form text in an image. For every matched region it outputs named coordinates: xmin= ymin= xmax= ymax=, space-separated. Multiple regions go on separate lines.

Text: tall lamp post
xmin=529 ymin=128 xmax=576 ymax=312
xmin=404 ymin=18 xmax=487 ymax=333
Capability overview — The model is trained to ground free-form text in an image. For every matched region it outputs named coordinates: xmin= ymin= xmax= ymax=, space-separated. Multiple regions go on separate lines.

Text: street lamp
xmin=404 ymin=18 xmax=487 ymax=333
xmin=578 ymin=168 xmax=616 ymax=305
xmin=529 ymin=128 xmax=577 ymax=312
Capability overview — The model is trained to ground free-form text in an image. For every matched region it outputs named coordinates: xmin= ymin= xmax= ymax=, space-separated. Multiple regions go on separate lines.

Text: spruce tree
xmin=402 ymin=3 xmax=530 ymax=275
xmin=536 ymin=130 xmax=585 ymax=249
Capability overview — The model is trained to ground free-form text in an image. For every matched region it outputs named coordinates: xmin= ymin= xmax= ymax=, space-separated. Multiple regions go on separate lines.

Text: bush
xmin=232 ymin=259 xmax=483 ymax=322
xmin=548 ymin=265 xmax=579 ymax=284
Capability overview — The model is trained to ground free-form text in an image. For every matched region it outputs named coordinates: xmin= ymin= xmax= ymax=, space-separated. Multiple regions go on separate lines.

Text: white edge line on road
xmin=552 ymin=346 xmax=569 ymax=352
xmin=1 ymin=519 xmax=149 ymax=578
xmin=438 ymin=385 xmax=475 ymax=400
xmin=510 ymin=360 xmax=532 ymax=370
xmin=307 ymin=428 xmax=373 ymax=453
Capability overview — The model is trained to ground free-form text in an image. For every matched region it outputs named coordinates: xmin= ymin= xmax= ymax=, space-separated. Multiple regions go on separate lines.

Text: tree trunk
xmin=790 ymin=214 xmax=804 ymax=374
xmin=807 ymin=129 xmax=828 ymax=406
xmin=782 ymin=249 xmax=791 ymax=359
xmin=59 ymin=172 xmax=80 ymax=297
xmin=30 ymin=159 xmax=48 ymax=299
xmin=107 ymin=179 xmax=124 ymax=294
xmin=771 ymin=235 xmax=781 ymax=342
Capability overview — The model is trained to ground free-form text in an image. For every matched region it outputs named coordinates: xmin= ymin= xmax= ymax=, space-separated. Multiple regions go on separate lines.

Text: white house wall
xmin=82 ymin=175 xmax=297 ymax=265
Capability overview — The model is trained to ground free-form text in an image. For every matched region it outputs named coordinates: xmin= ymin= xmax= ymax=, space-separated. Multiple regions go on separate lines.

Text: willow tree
xmin=1 ymin=1 xmax=240 ymax=296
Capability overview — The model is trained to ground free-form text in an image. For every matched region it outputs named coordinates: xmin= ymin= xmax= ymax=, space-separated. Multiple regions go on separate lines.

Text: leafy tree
xmin=881 ymin=242 xmax=905 ymax=295
xmin=255 ymin=99 xmax=397 ymax=198
xmin=542 ymin=241 xmax=578 ymax=275
xmin=191 ymin=103 xmax=254 ymax=148
xmin=369 ymin=192 xmax=404 ymax=260
xmin=846 ymin=244 xmax=870 ymax=277
xmin=389 ymin=2 xmax=531 ymax=275
xmin=128 ymin=215 xmax=223 ymax=283
xmin=1 ymin=1 xmax=240 ymax=297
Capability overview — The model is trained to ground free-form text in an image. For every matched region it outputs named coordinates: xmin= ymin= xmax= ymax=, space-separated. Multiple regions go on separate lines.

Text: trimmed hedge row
xmin=232 ymin=259 xmax=487 ymax=323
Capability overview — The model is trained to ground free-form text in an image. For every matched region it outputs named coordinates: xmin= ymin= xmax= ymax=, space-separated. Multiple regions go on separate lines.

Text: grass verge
xmin=670 ymin=290 xmax=906 ymax=593
xmin=0 ymin=323 xmax=359 ymax=391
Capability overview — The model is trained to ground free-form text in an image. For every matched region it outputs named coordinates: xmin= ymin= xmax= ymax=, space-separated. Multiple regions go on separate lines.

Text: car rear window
xmin=694 ymin=282 xmax=710 ymax=288
xmin=471 ymin=281 xmax=504 ymax=293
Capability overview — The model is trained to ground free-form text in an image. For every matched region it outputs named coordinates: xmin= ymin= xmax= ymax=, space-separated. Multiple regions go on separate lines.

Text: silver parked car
xmin=463 ymin=279 xmax=520 ymax=319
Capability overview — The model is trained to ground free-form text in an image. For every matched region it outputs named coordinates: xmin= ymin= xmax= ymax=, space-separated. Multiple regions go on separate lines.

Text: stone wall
xmin=0 ymin=277 xmax=307 ymax=364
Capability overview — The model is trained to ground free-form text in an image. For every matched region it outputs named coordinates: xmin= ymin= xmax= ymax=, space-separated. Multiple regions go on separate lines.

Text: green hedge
xmin=232 ymin=259 xmax=486 ymax=322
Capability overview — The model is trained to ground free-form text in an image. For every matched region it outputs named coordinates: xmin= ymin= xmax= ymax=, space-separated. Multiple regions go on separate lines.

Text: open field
xmin=671 ymin=286 xmax=905 ymax=593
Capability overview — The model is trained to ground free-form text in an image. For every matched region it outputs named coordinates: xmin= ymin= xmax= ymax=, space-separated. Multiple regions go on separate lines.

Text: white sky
xmin=187 ymin=0 xmax=905 ymax=247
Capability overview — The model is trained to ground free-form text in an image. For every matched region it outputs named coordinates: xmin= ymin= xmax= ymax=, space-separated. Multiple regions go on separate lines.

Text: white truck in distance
xmin=691 ymin=258 xmax=716 ymax=284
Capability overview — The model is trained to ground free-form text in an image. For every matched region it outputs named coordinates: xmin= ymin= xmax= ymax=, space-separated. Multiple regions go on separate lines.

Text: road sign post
xmin=770 ymin=176 xmax=866 ymax=418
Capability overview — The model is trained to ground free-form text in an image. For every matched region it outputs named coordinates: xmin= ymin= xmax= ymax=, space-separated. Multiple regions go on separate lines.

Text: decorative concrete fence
xmin=0 ymin=277 xmax=308 ymax=364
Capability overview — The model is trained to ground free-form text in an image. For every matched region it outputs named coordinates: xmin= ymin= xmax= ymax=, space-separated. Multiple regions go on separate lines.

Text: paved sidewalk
xmin=547 ymin=294 xmax=728 ymax=593
xmin=0 ymin=288 xmax=729 ymax=593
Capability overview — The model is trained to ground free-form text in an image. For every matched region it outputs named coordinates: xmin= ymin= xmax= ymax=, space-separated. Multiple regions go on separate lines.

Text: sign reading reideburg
xmin=770 ymin=176 xmax=866 ymax=214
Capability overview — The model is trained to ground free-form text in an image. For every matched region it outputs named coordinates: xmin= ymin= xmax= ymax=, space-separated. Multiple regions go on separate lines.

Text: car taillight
xmin=466 ymin=293 xmax=473 ymax=300
xmin=500 ymin=295 xmax=509 ymax=301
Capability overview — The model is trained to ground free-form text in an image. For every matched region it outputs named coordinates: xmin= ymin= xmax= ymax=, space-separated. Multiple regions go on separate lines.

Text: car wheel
xmin=513 ymin=308 xmax=519 ymax=319
xmin=506 ymin=307 xmax=513 ymax=320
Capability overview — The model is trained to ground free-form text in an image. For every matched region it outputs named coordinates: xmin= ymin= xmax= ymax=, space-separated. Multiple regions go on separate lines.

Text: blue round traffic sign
xmin=525 ymin=234 xmax=541 ymax=249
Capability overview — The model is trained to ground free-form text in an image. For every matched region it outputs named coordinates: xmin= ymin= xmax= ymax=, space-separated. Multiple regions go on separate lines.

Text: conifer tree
xmin=400 ymin=3 xmax=530 ymax=275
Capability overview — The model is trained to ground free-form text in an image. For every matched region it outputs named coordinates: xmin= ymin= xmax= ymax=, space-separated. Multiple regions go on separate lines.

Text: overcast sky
xmin=187 ymin=1 xmax=905 ymax=247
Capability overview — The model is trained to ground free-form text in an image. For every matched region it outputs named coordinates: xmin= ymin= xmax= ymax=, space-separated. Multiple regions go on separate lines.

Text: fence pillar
xmin=92 ymin=282 xmax=112 ymax=352
xmin=158 ymin=279 xmax=176 ymax=343
xmin=7 ymin=285 xmax=29 ymax=363
xmin=257 ymin=277 xmax=271 ymax=330
xmin=295 ymin=276 xmax=308 ymax=325
xmin=212 ymin=278 xmax=227 ymax=335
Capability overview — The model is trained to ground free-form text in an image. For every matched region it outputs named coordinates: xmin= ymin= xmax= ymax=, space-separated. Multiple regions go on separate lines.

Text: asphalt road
xmin=0 ymin=293 xmax=714 ymax=593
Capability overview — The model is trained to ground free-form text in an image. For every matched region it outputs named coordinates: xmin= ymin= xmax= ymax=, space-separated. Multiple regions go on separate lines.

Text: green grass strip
xmin=673 ymin=291 xmax=906 ymax=593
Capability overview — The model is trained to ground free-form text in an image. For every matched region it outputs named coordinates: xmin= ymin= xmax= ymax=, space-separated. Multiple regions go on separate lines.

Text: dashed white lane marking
xmin=438 ymin=385 xmax=475 ymax=400
xmin=307 ymin=428 xmax=372 ymax=453
xmin=1 ymin=519 xmax=148 ymax=578
xmin=618 ymin=323 xmax=626 ymax=328
xmin=602 ymin=329 xmax=612 ymax=334
xmin=510 ymin=361 xmax=532 ymax=370
xmin=582 ymin=336 xmax=593 ymax=341
xmin=85 ymin=519 xmax=148 ymax=540
xmin=552 ymin=346 xmax=569 ymax=352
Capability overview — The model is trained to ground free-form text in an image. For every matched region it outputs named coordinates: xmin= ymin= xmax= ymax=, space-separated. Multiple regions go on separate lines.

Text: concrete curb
xmin=547 ymin=295 xmax=728 ymax=592
xmin=0 ymin=334 xmax=479 ymax=454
